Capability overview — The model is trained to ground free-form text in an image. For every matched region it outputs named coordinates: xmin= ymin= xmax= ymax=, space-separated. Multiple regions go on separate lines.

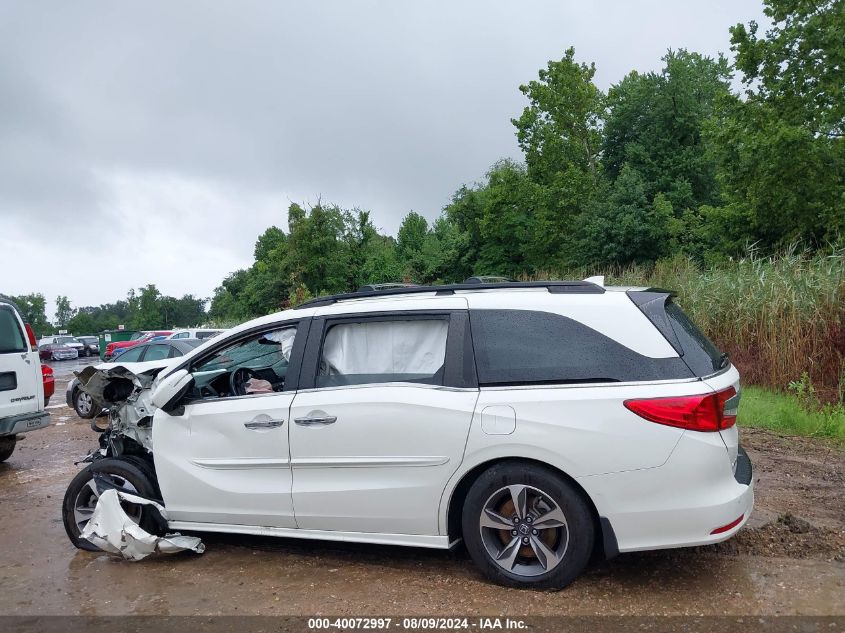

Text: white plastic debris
xmin=80 ymin=488 xmax=205 ymax=561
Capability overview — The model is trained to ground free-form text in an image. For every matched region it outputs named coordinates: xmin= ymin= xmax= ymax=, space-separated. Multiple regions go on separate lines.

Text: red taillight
xmin=24 ymin=323 xmax=37 ymax=349
xmin=624 ymin=387 xmax=738 ymax=432
xmin=41 ymin=364 xmax=55 ymax=399
xmin=710 ymin=514 xmax=744 ymax=534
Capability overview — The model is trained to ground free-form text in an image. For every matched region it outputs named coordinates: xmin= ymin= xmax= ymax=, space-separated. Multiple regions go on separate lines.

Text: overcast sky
xmin=0 ymin=0 xmax=767 ymax=318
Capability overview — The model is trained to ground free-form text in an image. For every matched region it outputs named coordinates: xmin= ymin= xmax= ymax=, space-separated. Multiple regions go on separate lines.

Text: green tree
xmin=707 ymin=0 xmax=845 ymax=249
xmin=54 ymin=295 xmax=73 ymax=329
xmin=580 ymin=166 xmax=673 ymax=265
xmin=511 ymin=48 xmax=606 ymax=267
xmin=8 ymin=294 xmax=51 ymax=335
xmin=132 ymin=285 xmax=163 ymax=329
xmin=603 ymin=49 xmax=732 ymax=210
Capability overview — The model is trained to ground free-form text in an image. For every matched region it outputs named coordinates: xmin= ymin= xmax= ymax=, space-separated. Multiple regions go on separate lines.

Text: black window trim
xmin=299 ymin=310 xmax=477 ymax=391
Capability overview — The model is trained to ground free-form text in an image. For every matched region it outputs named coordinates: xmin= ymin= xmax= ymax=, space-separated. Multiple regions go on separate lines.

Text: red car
xmin=104 ymin=331 xmax=172 ymax=360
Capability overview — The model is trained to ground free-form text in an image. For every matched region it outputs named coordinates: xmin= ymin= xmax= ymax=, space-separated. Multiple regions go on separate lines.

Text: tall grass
xmin=537 ymin=247 xmax=845 ymax=401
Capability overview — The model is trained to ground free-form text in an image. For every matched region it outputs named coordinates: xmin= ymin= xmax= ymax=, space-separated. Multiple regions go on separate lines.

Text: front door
xmin=289 ymin=307 xmax=478 ymax=536
xmin=153 ymin=322 xmax=304 ymax=527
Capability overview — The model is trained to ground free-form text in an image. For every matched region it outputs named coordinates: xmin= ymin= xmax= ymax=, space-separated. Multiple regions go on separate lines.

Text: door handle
xmin=294 ymin=415 xmax=337 ymax=426
xmin=244 ymin=418 xmax=285 ymax=430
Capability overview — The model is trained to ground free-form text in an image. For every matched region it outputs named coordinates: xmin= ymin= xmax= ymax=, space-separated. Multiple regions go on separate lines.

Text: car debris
xmin=80 ymin=488 xmax=204 ymax=561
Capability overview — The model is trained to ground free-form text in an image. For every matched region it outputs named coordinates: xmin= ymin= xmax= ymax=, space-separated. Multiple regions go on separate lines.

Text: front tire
xmin=73 ymin=389 xmax=98 ymax=419
xmin=0 ymin=437 xmax=16 ymax=462
xmin=461 ymin=462 xmax=594 ymax=590
xmin=62 ymin=458 xmax=159 ymax=551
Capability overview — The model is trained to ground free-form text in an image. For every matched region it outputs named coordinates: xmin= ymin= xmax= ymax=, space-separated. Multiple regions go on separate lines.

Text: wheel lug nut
xmin=512 ymin=516 xmax=520 ymax=524
xmin=525 ymin=516 xmax=533 ymax=524
xmin=532 ymin=529 xmax=538 ymax=535
xmin=511 ymin=529 xmax=518 ymax=536
xmin=522 ymin=537 xmax=530 ymax=544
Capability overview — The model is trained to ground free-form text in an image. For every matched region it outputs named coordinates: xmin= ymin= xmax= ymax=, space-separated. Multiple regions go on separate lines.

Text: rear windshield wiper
xmin=718 ymin=352 xmax=730 ymax=369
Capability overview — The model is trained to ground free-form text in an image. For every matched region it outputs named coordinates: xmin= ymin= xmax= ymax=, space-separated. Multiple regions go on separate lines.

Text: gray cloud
xmin=0 ymin=0 xmax=766 ymax=313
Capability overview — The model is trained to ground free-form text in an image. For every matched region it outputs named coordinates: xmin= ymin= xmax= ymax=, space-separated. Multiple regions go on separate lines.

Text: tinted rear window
xmin=665 ymin=302 xmax=723 ymax=376
xmin=0 ymin=306 xmax=26 ymax=354
xmin=469 ymin=309 xmax=691 ymax=386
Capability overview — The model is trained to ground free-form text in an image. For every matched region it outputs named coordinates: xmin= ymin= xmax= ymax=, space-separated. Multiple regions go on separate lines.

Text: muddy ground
xmin=0 ymin=358 xmax=842 ymax=616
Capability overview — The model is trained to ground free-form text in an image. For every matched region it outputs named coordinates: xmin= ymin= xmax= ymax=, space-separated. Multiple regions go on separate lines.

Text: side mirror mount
xmin=151 ymin=369 xmax=194 ymax=414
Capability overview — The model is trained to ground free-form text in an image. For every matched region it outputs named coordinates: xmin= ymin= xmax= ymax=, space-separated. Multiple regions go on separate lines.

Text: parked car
xmin=62 ymin=281 xmax=752 ymax=588
xmin=75 ymin=336 xmax=100 ymax=357
xmin=104 ymin=331 xmax=172 ymax=360
xmin=38 ymin=335 xmax=85 ymax=356
xmin=42 ymin=365 xmax=55 ymax=406
xmin=0 ymin=297 xmax=50 ymax=462
xmin=67 ymin=338 xmax=203 ymax=419
xmin=167 ymin=328 xmax=224 ymax=341
xmin=39 ymin=343 xmax=79 ymax=361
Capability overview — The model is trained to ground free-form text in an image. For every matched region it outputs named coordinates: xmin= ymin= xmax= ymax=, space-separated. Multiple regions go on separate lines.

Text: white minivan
xmin=63 ymin=281 xmax=753 ymax=589
xmin=0 ymin=297 xmax=50 ymax=462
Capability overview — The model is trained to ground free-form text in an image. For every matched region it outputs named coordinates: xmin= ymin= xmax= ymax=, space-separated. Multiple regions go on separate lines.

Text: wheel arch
xmin=444 ymin=456 xmax=618 ymax=560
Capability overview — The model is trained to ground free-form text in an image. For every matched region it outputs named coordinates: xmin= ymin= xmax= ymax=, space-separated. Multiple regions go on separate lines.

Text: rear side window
xmin=665 ymin=302 xmax=723 ymax=376
xmin=470 ymin=309 xmax=692 ymax=386
xmin=0 ymin=306 xmax=26 ymax=354
xmin=317 ymin=319 xmax=448 ymax=388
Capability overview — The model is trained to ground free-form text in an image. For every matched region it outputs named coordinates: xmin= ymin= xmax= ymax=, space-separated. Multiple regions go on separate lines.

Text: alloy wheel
xmin=479 ymin=484 xmax=569 ymax=577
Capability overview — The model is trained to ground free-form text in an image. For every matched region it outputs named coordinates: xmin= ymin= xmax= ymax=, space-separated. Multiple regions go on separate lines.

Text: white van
xmin=0 ymin=297 xmax=50 ymax=461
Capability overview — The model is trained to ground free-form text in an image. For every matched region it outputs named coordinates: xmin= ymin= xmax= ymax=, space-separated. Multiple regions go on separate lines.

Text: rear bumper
xmin=579 ymin=431 xmax=754 ymax=553
xmin=0 ymin=410 xmax=50 ymax=436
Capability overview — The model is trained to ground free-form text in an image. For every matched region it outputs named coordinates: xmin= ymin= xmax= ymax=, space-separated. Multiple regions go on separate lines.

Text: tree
xmin=707 ymin=0 xmax=845 ymax=249
xmin=603 ymin=50 xmax=732 ymax=210
xmin=54 ymin=295 xmax=73 ymax=329
xmin=511 ymin=48 xmax=606 ymax=267
xmin=132 ymin=285 xmax=163 ymax=329
xmin=579 ymin=166 xmax=673 ymax=265
xmin=8 ymin=294 xmax=51 ymax=335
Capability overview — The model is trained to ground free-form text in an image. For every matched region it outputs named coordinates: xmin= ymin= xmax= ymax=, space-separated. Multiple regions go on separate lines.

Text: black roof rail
xmin=463 ymin=276 xmax=515 ymax=284
xmin=357 ymin=282 xmax=419 ymax=292
xmin=297 ymin=280 xmax=604 ymax=308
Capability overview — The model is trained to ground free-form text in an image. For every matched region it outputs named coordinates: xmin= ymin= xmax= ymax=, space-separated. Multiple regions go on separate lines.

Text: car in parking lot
xmin=38 ymin=335 xmax=85 ymax=356
xmin=104 ymin=330 xmax=172 ymax=360
xmin=63 ymin=280 xmax=752 ymax=588
xmin=75 ymin=336 xmax=100 ymax=357
xmin=39 ymin=343 xmax=79 ymax=361
xmin=0 ymin=297 xmax=50 ymax=462
xmin=66 ymin=338 xmax=204 ymax=419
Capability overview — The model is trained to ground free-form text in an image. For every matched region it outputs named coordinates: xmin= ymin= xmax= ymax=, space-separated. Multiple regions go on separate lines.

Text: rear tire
xmin=461 ymin=462 xmax=594 ymax=590
xmin=0 ymin=437 xmax=16 ymax=462
xmin=62 ymin=457 xmax=159 ymax=552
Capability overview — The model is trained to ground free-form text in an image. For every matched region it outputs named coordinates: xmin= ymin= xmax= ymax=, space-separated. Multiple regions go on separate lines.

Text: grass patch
xmin=739 ymin=385 xmax=845 ymax=442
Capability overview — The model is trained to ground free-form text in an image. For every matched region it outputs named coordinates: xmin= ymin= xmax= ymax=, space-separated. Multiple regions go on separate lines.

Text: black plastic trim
xmin=734 ymin=446 xmax=753 ymax=486
xmin=626 ymin=290 xmax=683 ymax=355
xmin=297 ymin=281 xmax=604 ymax=308
xmin=600 ymin=517 xmax=619 ymax=559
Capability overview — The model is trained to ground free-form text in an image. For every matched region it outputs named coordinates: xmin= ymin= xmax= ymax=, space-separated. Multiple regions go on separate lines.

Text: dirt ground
xmin=0 ymin=358 xmax=842 ymax=617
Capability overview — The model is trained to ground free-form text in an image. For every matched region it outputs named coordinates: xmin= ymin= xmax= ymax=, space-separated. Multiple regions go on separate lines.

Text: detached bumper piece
xmin=734 ymin=446 xmax=753 ymax=485
xmin=80 ymin=488 xmax=205 ymax=561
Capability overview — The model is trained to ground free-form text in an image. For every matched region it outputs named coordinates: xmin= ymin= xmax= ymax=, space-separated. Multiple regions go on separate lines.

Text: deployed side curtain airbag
xmin=320 ymin=320 xmax=448 ymax=378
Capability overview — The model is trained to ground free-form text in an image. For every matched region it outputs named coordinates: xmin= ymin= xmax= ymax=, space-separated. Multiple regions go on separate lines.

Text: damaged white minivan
xmin=63 ymin=281 xmax=753 ymax=589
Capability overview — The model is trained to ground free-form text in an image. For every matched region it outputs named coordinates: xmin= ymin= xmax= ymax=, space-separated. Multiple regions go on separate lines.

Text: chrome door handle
xmin=244 ymin=418 xmax=285 ymax=430
xmin=294 ymin=415 xmax=337 ymax=426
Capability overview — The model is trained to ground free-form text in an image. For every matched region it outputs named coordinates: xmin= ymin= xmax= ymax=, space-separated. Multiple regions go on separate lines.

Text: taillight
xmin=624 ymin=387 xmax=738 ymax=432
xmin=41 ymin=364 xmax=53 ymax=379
xmin=24 ymin=323 xmax=37 ymax=349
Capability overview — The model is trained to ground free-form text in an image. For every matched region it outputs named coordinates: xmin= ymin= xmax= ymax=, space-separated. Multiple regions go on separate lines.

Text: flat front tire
xmin=462 ymin=462 xmax=594 ymax=590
